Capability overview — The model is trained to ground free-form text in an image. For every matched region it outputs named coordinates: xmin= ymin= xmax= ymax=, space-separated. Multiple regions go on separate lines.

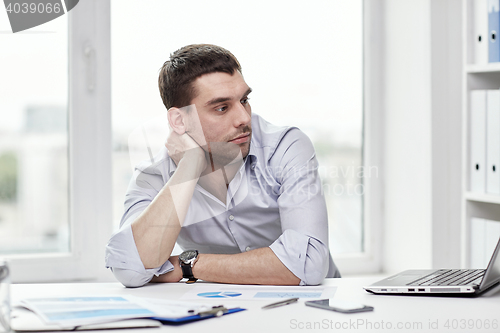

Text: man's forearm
xmin=131 ymin=153 xmax=205 ymax=269
xmin=192 ymin=247 xmax=300 ymax=285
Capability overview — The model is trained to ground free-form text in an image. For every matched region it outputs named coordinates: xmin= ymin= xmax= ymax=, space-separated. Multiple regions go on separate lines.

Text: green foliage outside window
xmin=0 ymin=152 xmax=18 ymax=202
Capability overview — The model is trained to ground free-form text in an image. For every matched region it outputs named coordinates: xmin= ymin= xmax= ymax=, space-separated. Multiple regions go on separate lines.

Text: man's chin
xmin=208 ymin=142 xmax=243 ymax=165
xmin=240 ymin=142 xmax=251 ymax=159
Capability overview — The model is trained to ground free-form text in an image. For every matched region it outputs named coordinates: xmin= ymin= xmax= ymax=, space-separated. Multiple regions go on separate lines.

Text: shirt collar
xmin=168 ymin=156 xmax=177 ymax=177
xmin=247 ymin=134 xmax=259 ymax=165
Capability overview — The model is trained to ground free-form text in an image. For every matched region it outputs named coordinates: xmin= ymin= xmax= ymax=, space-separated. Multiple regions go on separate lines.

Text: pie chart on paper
xmin=197 ymin=291 xmax=242 ymax=298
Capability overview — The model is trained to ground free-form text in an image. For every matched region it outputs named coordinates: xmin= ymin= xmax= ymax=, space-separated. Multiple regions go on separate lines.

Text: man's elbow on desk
xmin=270 ymin=235 xmax=330 ymax=286
xmin=110 ymin=267 xmax=155 ymax=288
xmin=302 ymin=261 xmax=329 ymax=286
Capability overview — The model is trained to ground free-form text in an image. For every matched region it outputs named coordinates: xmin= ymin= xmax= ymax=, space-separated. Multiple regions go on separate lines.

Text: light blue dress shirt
xmin=105 ymin=113 xmax=340 ymax=287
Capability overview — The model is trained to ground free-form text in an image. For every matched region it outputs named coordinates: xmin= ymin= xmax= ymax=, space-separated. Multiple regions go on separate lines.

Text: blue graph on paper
xmin=197 ymin=292 xmax=242 ymax=298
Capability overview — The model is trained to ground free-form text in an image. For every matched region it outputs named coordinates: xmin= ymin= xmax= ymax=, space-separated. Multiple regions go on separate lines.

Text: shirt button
xmin=229 ymin=215 xmax=234 ymax=221
xmin=245 ymin=246 xmax=251 ymax=252
xmin=251 ymin=163 xmax=256 ymax=170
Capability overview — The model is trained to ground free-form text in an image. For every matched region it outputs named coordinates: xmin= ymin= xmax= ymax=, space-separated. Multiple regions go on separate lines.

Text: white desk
xmin=11 ymin=277 xmax=500 ymax=333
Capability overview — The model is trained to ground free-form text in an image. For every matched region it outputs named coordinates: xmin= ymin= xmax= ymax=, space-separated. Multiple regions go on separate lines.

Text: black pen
xmin=262 ymin=297 xmax=299 ymax=309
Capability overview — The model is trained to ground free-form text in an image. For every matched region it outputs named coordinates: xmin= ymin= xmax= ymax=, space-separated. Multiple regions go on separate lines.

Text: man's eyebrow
xmin=205 ymin=96 xmax=230 ymax=107
xmin=242 ymin=87 xmax=252 ymax=98
xmin=204 ymin=87 xmax=253 ymax=107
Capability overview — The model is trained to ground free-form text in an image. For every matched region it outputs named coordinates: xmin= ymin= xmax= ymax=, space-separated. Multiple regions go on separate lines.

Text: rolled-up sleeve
xmin=269 ymin=229 xmax=329 ymax=285
xmin=268 ymin=129 xmax=340 ymax=285
xmin=106 ymin=224 xmax=174 ymax=287
xmin=105 ymin=159 xmax=175 ymax=287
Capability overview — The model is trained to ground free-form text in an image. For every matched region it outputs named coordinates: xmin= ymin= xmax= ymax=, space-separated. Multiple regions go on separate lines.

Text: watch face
xmin=179 ymin=250 xmax=198 ymax=263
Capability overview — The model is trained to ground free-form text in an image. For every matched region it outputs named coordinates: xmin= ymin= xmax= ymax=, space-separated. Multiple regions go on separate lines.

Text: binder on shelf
xmin=471 ymin=218 xmax=486 ymax=268
xmin=470 ymin=90 xmax=487 ymax=193
xmin=471 ymin=219 xmax=500 ymax=269
xmin=488 ymin=0 xmax=500 ymax=62
xmin=485 ymin=219 xmax=500 ymax=259
xmin=475 ymin=0 xmax=489 ymax=64
xmin=486 ymin=89 xmax=500 ymax=195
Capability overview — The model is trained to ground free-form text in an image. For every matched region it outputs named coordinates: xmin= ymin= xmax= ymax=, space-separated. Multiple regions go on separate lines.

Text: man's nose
xmin=233 ymin=102 xmax=251 ymax=128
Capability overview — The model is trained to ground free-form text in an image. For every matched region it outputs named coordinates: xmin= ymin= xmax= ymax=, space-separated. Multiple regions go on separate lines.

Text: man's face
xmin=187 ymin=71 xmax=252 ymax=166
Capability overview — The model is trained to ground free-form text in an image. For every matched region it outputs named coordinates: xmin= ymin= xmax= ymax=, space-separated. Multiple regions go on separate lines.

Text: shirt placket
xmin=225 ymin=158 xmax=260 ymax=253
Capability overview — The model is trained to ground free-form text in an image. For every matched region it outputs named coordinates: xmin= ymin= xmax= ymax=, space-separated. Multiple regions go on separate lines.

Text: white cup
xmin=0 ymin=261 xmax=10 ymax=333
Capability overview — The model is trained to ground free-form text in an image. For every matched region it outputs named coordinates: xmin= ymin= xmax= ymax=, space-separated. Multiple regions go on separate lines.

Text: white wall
xmin=382 ymin=0 xmax=433 ymax=273
xmin=429 ymin=0 xmax=462 ymax=269
xmin=380 ymin=0 xmax=462 ymax=274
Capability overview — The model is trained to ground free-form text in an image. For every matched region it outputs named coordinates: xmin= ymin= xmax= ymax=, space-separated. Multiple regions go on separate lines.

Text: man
xmin=105 ymin=44 xmax=340 ymax=287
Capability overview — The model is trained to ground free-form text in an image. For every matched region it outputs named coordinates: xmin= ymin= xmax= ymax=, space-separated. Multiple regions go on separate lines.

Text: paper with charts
xmin=180 ymin=285 xmax=337 ymax=301
xmin=19 ymin=295 xmax=216 ymax=327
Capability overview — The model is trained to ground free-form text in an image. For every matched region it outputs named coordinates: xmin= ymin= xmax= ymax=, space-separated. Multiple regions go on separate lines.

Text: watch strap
xmin=181 ymin=263 xmax=194 ymax=279
xmin=186 ymin=277 xmax=198 ymax=284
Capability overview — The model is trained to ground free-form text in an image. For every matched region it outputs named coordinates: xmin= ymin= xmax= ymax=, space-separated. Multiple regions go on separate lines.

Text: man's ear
xmin=167 ymin=107 xmax=186 ymax=135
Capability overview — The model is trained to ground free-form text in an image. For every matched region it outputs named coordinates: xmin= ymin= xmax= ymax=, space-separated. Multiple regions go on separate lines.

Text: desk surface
xmin=11 ymin=277 xmax=500 ymax=333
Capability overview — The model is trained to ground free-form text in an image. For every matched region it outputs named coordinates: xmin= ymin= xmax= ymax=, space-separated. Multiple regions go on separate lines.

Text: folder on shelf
xmin=475 ymin=0 xmax=489 ymax=64
xmin=486 ymin=89 xmax=500 ymax=194
xmin=485 ymin=219 xmax=500 ymax=258
xmin=471 ymin=90 xmax=487 ymax=193
xmin=471 ymin=218 xmax=486 ymax=268
xmin=488 ymin=0 xmax=500 ymax=62
xmin=471 ymin=219 xmax=500 ymax=269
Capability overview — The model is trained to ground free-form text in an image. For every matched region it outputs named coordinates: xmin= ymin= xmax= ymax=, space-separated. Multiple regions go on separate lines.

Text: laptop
xmin=364 ymin=237 xmax=500 ymax=297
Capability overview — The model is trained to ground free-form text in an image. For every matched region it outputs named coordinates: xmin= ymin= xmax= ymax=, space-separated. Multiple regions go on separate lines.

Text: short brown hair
xmin=158 ymin=44 xmax=242 ymax=110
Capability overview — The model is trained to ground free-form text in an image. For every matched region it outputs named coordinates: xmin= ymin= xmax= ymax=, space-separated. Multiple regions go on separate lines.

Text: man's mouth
xmin=228 ymin=133 xmax=251 ymax=144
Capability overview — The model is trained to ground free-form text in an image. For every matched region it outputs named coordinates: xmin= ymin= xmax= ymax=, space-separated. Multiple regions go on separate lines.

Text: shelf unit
xmin=462 ymin=0 xmax=500 ymax=267
xmin=466 ymin=63 xmax=500 ymax=73
xmin=465 ymin=192 xmax=500 ymax=205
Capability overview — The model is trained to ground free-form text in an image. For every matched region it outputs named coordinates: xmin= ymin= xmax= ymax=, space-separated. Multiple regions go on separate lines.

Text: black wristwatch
xmin=179 ymin=249 xmax=199 ymax=284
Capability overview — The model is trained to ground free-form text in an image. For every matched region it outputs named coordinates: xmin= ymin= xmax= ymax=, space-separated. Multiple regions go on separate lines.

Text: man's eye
xmin=215 ymin=106 xmax=227 ymax=112
xmin=241 ymin=97 xmax=250 ymax=105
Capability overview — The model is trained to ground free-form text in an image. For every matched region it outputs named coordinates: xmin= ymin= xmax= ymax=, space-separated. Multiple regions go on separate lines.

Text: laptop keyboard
xmin=407 ymin=269 xmax=485 ymax=286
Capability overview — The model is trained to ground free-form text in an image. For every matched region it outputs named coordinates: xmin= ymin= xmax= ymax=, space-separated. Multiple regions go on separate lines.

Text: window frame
xmin=332 ymin=0 xmax=384 ymax=275
xmin=7 ymin=0 xmax=112 ymax=283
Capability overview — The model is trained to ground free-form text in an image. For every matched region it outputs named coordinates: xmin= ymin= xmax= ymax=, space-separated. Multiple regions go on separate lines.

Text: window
xmin=0 ymin=0 xmax=112 ymax=282
xmin=0 ymin=11 xmax=69 ymax=254
xmin=111 ymin=0 xmax=367 ymax=265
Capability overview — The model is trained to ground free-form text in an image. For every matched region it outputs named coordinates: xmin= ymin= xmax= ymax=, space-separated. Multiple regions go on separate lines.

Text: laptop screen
xmin=480 ymin=237 xmax=500 ymax=290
